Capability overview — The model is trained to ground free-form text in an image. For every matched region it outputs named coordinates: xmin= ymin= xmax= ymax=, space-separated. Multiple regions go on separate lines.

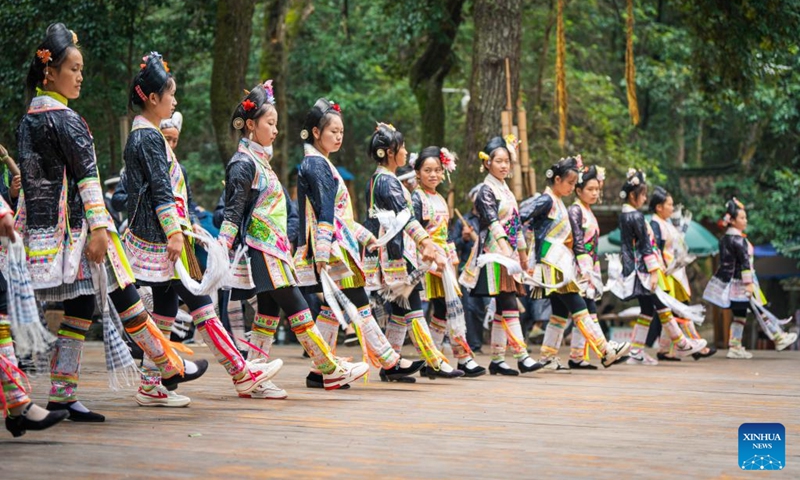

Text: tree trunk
xmin=260 ymin=0 xmax=290 ymax=186
xmin=259 ymin=0 xmax=313 ymax=187
xmin=409 ymin=0 xmax=465 ymax=147
xmin=675 ymin=114 xmax=685 ymax=167
xmin=694 ymin=117 xmax=704 ymax=166
xmin=463 ymin=0 xmax=522 ymax=190
xmin=210 ymin=0 xmax=257 ymax=166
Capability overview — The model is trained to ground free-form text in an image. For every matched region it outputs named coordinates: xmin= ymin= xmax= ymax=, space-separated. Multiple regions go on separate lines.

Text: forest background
xmin=1 ymin=0 xmax=798 ymax=262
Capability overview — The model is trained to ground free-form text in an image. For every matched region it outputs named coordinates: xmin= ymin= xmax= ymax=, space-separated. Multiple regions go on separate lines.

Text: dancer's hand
xmin=315 ymin=260 xmax=329 ymax=274
xmin=167 ymin=232 xmax=184 ymax=262
xmin=649 ymin=272 xmax=659 ymax=291
xmin=419 ymin=238 xmax=438 ymax=265
xmin=745 ymin=283 xmax=755 ymax=297
xmin=0 ymin=214 xmax=15 ymax=242
xmin=9 ymin=175 xmax=21 ymax=199
xmin=87 ymin=228 xmax=109 ymax=263
xmin=500 ymin=239 xmax=513 ymax=258
xmin=366 ymin=236 xmax=379 ymax=252
xmin=518 ymin=250 xmax=531 ymax=274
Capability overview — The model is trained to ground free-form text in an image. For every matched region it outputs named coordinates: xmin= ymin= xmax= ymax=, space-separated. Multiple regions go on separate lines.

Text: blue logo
xmin=739 ymin=423 xmax=785 ymax=470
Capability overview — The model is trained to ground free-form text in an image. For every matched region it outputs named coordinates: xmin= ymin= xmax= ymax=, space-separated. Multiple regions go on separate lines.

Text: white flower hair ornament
xmin=596 ymin=166 xmax=606 ymax=183
xmin=408 ymin=152 xmax=419 ymax=168
xmin=439 ymin=148 xmax=457 ymax=182
xmin=504 ymin=134 xmax=519 ymax=164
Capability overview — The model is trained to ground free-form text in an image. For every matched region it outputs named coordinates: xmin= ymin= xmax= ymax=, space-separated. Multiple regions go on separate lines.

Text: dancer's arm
xmin=219 ymin=159 xmax=255 ymax=249
xmin=568 ymin=204 xmax=591 ymax=277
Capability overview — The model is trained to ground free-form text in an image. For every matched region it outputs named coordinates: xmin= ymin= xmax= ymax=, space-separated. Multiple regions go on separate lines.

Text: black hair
xmin=26 ymin=23 xmax=78 ymax=96
xmin=301 ymin=97 xmax=342 ymax=144
xmin=648 ymin=186 xmax=671 ymax=213
xmin=414 ymin=146 xmax=442 ymax=172
xmin=369 ymin=123 xmax=405 ymax=163
xmin=482 ymin=136 xmax=508 ymax=161
xmin=231 ymin=81 xmax=276 ymax=135
xmin=546 ymin=156 xmax=581 ymax=185
xmin=576 ymin=165 xmax=599 ymax=190
xmin=724 ymin=197 xmax=745 ymax=223
xmin=621 ymin=169 xmax=647 ymax=201
xmin=128 ymin=52 xmax=173 ymax=111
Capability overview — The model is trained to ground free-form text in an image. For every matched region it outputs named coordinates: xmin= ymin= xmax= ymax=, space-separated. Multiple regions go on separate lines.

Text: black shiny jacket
xmin=123 ymin=128 xmax=182 ymax=243
xmin=17 ymin=108 xmax=95 ymax=231
xmin=113 ymin=164 xmax=198 ymax=227
xmin=619 ymin=209 xmax=655 ymax=276
xmin=364 ymin=171 xmax=408 ymax=261
xmin=568 ymin=203 xmax=597 ymax=263
xmin=222 ymin=152 xmax=259 ymax=248
xmin=296 ymin=155 xmax=338 ymax=253
xmin=520 ymin=193 xmax=554 ymax=262
xmin=713 ymin=234 xmax=750 ymax=282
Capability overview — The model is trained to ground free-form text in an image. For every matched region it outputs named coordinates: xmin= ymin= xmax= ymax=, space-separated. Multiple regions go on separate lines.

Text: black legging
xmin=548 ymin=292 xmax=589 ymax=319
xmin=150 ymin=280 xmax=214 ymax=319
xmin=255 ymin=286 xmax=309 ymax=318
xmin=62 ymin=283 xmax=143 ymax=325
xmin=730 ymin=301 xmax=750 ymax=318
xmin=390 ymin=290 xmax=423 ymax=316
xmin=494 ymin=292 xmax=518 ymax=313
xmin=642 ymin=293 xmax=671 ymax=346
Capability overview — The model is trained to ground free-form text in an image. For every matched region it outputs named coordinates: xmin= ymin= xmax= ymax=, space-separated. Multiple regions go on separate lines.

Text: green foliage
xmin=1 ymin=0 xmax=798 ymax=256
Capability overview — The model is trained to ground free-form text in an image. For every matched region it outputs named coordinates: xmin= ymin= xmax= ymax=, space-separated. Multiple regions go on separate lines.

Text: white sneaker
xmin=775 ymin=332 xmax=798 ymax=351
xmin=242 ymin=380 xmax=288 ymax=400
xmin=135 ymin=385 xmax=191 ymax=407
xmin=601 ymin=340 xmax=631 ymax=368
xmin=540 ymin=356 xmax=571 ymax=373
xmin=323 ymin=361 xmax=370 ymax=390
xmin=234 ymin=359 xmax=283 ymax=396
xmin=626 ymin=349 xmax=659 ymax=366
xmin=727 ymin=346 xmax=753 ymax=359
xmin=673 ymin=338 xmax=707 ymax=358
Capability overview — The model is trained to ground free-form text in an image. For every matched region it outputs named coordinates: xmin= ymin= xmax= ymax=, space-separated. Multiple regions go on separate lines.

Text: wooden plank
xmin=3 ymin=343 xmax=798 ymax=478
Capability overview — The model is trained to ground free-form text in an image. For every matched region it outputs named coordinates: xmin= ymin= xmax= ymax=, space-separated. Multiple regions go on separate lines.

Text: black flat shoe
xmin=567 ymin=359 xmax=598 ymax=370
xmin=380 ymin=359 xmax=424 ymax=382
xmin=457 ymin=363 xmax=487 ymax=378
xmin=518 ymin=359 xmax=545 ymax=373
xmin=305 ymin=371 xmax=350 ymax=389
xmin=420 ymin=364 xmax=465 ymax=379
xmin=692 ymin=345 xmax=718 ymax=360
xmin=489 ymin=361 xmax=519 ymax=376
xmin=163 ymin=359 xmax=209 ymax=391
xmin=6 ymin=405 xmax=69 ymax=438
xmin=46 ymin=402 xmax=105 ymax=423
xmin=656 ymin=352 xmax=682 ymax=362
xmin=344 ymin=332 xmax=359 ymax=346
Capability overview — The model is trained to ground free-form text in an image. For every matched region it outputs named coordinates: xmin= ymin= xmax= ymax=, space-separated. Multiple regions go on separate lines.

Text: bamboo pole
xmin=501 ymin=58 xmax=513 ymax=138
xmin=0 ymin=144 xmax=20 ymax=176
xmin=517 ymin=98 xmax=536 ymax=196
xmin=503 ymin=58 xmax=524 ymax=200
xmin=454 ymin=208 xmax=478 ymax=242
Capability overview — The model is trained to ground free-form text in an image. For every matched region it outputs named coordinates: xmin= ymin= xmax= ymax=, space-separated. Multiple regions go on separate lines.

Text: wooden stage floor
xmin=3 ymin=342 xmax=798 ymax=479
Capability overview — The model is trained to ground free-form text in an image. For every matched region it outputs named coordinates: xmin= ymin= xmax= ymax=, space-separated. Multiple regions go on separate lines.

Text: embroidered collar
xmin=622 ymin=204 xmax=638 ymax=213
xmin=240 ymin=138 xmax=271 ymax=169
xmin=726 ymin=227 xmax=744 ymax=237
xmin=35 ymin=87 xmax=68 ymax=106
xmin=375 ymin=164 xmax=396 ymax=177
xmin=484 ymin=173 xmax=509 ymax=191
xmin=303 ymin=143 xmax=328 ymax=159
